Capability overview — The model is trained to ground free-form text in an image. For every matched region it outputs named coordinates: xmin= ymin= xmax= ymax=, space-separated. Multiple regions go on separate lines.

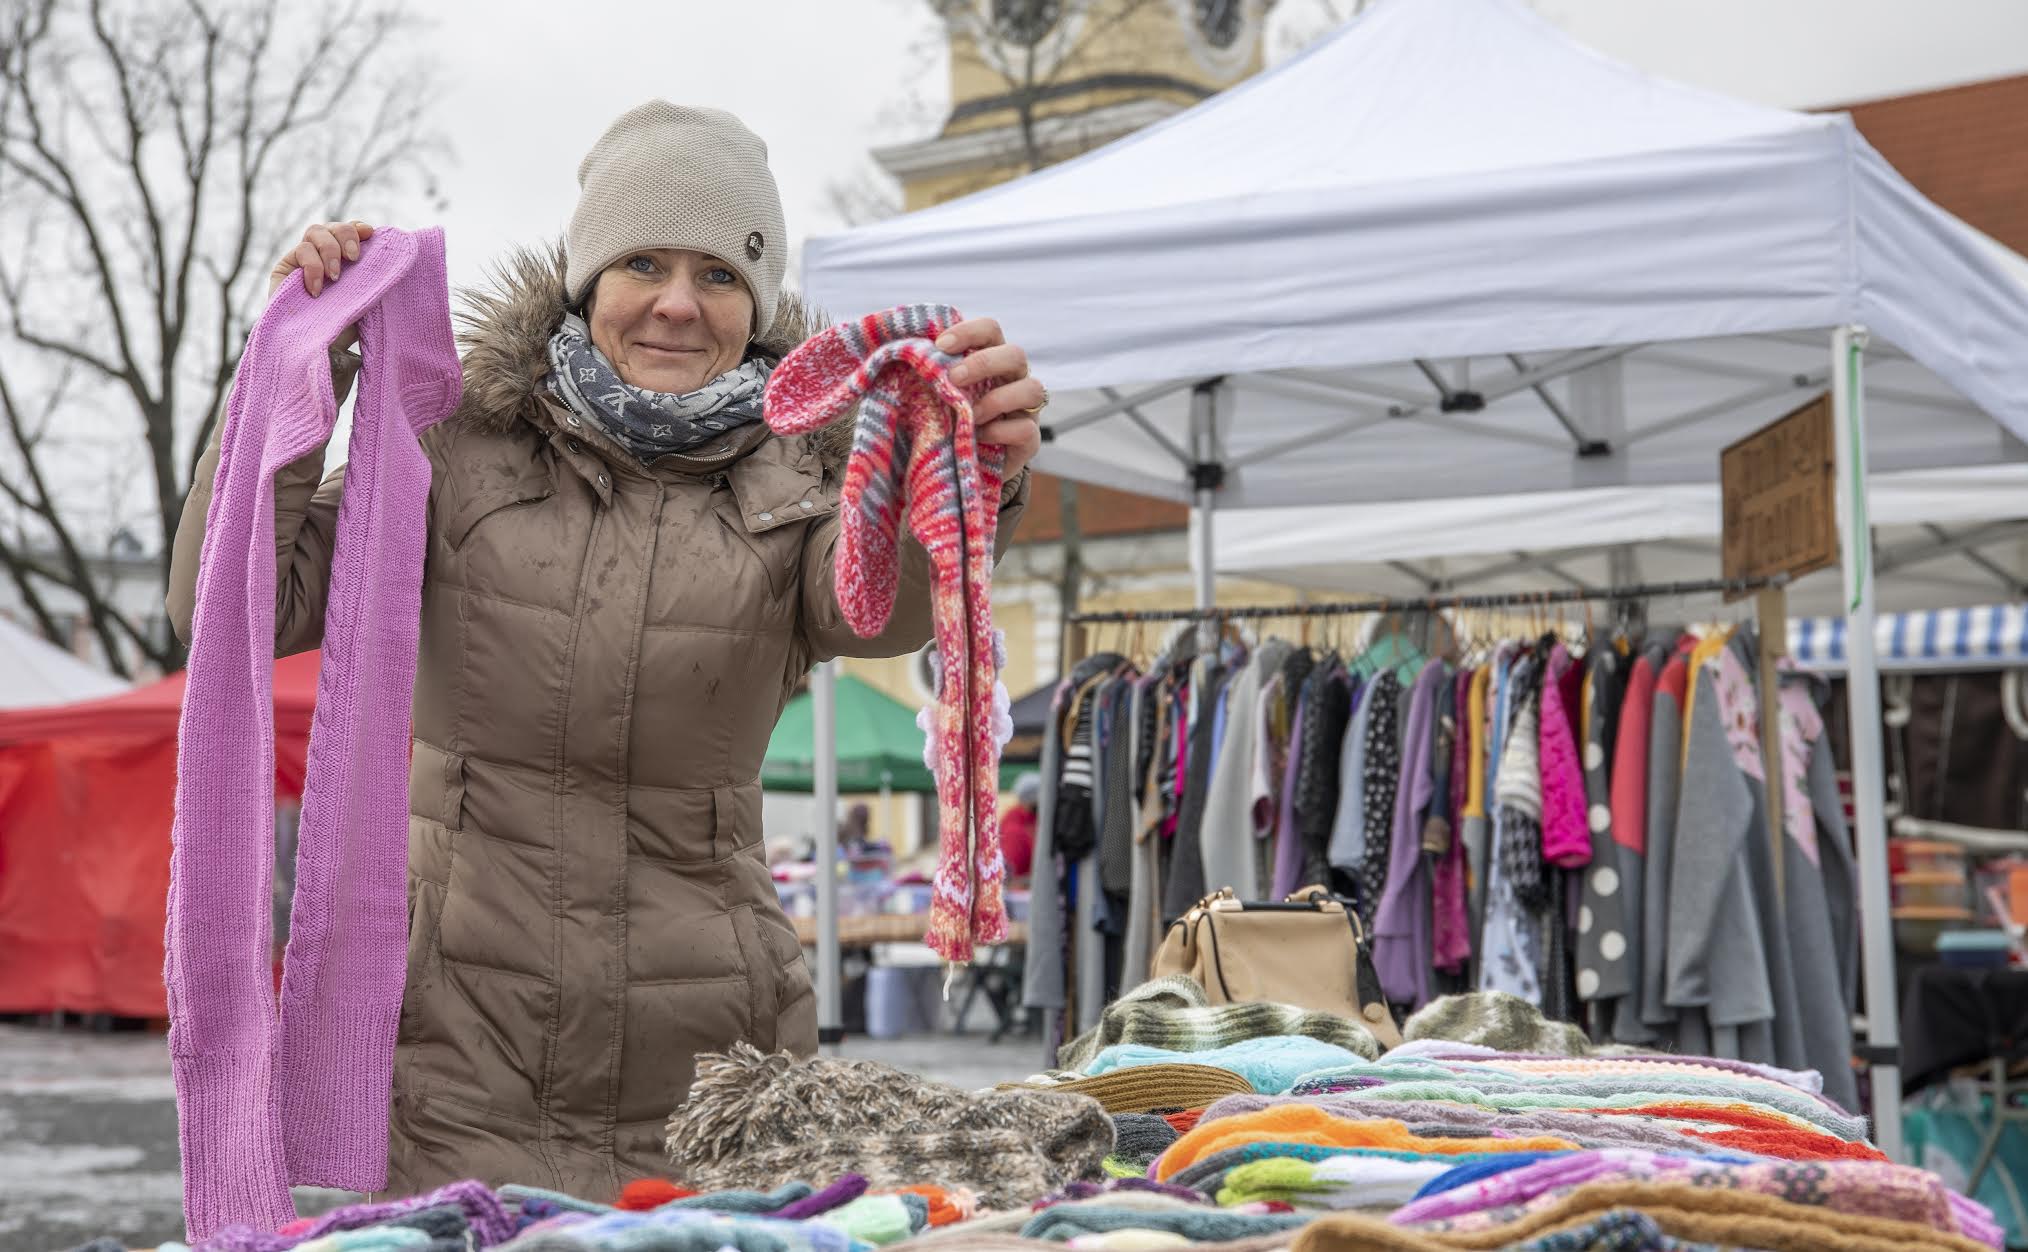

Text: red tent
xmin=0 ymin=650 xmax=320 ymax=1016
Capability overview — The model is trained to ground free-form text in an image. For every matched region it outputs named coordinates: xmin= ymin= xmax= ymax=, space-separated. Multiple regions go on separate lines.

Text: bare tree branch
xmin=0 ymin=0 xmax=445 ymax=672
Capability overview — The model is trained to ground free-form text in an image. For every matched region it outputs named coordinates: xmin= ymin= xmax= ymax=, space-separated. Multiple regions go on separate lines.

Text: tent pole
xmin=813 ymin=659 xmax=842 ymax=1052
xmin=1833 ymin=324 xmax=1903 ymax=1162
xmin=1190 ymin=380 xmax=1221 ymax=653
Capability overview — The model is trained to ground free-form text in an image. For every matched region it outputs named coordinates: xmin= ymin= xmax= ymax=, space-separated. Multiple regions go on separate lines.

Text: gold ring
xmin=1022 ymin=384 xmax=1049 ymax=415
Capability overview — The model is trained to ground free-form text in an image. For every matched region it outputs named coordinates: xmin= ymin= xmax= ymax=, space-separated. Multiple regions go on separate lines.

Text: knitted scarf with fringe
xmin=764 ymin=305 xmax=1007 ymax=963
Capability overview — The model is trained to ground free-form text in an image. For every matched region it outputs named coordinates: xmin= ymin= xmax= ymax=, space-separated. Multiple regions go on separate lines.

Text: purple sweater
xmin=168 ymin=227 xmax=460 ymax=1238
xmin=1373 ymin=659 xmax=1447 ymax=1006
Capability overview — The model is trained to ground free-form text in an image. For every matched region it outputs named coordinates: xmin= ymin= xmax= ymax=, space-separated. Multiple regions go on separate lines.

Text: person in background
xmin=1002 ymin=773 xmax=1042 ymax=883
xmin=838 ymin=802 xmax=873 ymax=854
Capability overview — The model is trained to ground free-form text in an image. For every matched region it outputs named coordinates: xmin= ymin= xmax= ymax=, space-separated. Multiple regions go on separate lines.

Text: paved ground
xmin=0 ymin=1021 xmax=1051 ymax=1252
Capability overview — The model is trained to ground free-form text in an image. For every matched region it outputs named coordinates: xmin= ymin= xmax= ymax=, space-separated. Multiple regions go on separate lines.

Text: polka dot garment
xmin=1356 ymin=672 xmax=1402 ymax=930
xmin=1577 ymin=646 xmax=1634 ymax=1003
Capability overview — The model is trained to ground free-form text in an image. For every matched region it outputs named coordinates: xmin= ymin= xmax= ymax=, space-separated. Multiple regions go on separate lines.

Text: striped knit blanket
xmin=764 ymin=306 xmax=1006 ymax=962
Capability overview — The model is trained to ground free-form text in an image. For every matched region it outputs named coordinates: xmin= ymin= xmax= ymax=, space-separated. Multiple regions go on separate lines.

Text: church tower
xmin=876 ymin=0 xmax=1277 ymax=211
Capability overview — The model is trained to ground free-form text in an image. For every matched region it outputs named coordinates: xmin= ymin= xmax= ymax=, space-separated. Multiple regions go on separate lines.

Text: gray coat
xmin=1638 ymin=660 xmax=1682 ymax=1032
xmin=1200 ymin=641 xmax=1292 ymax=898
xmin=1665 ymin=668 xmax=1776 ymax=1036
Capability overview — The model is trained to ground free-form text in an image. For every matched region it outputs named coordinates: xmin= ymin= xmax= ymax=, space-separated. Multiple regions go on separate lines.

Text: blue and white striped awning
xmin=1788 ymin=603 xmax=2028 ymax=673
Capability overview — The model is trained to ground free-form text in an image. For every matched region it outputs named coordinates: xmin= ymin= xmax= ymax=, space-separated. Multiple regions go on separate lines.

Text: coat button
xmin=799 ymin=500 xmax=815 ymax=510
xmin=757 ymin=511 xmax=774 ymax=523
xmin=566 ymin=414 xmax=581 ymax=427
xmin=597 ymin=473 xmax=610 ymax=489
xmin=567 ymin=438 xmax=584 ymax=454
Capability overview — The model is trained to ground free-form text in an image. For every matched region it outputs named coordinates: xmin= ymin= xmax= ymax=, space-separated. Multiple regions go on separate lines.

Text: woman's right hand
xmin=269 ymin=220 xmax=375 ymax=349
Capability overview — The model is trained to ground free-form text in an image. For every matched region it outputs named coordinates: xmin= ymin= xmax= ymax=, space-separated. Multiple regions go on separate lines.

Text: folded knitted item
xmin=618 ymin=1181 xmax=702 ymax=1210
xmin=196 ymin=1181 xmax=515 ymax=1252
xmin=1062 ymin=1232 xmax=1192 ymax=1251
xmin=1292 ymin=1079 xmax=1868 ymax=1143
xmin=1084 ymin=1037 xmax=1366 ymax=1095
xmin=1400 ymin=993 xmax=1591 ymax=1056
xmin=777 ymin=1177 xmax=871 ymax=1221
xmin=1036 ymin=1179 xmax=1208 ymax=1210
xmin=1394 ymin=1152 xmax=1980 ymax=1239
xmin=289 ymin=1232 xmax=433 ymax=1251
xmin=765 ymin=306 xmax=1007 ymax=963
xmin=999 ymin=1065 xmax=1255 ymax=1113
xmin=1285 ymin=1058 xmax=1860 ymax=1139
xmin=889 ymin=1234 xmax=1302 ymax=1252
xmin=1410 ymin=1153 xmax=1567 ymax=1201
xmin=1216 ymin=1155 xmax=1456 ymax=1210
xmin=1591 ymin=1102 xmax=1885 ymax=1161
xmin=1196 ymin=1094 xmax=1731 ymax=1157
xmin=814 ymin=1195 xmax=923 ymax=1246
xmin=1109 ymin=1115 xmax=1181 ymax=1168
xmin=1155 ymin=1106 xmax=1578 ymax=1181
xmin=1377 ymin=1180 xmax=1997 ymax=1252
xmin=498 ymin=1205 xmax=872 ymax=1252
xmin=1384 ymin=1041 xmax=1828 ymax=1095
xmin=1167 ymin=1144 xmax=1518 ymax=1196
xmin=1355 ymin=1051 xmax=1840 ymax=1112
xmin=1057 ymin=976 xmax=1383 ymax=1071
xmin=1020 ymin=1205 xmax=1309 ymax=1243
xmin=667 ymin=1045 xmax=1112 ymax=1208
xmin=881 ymin=1186 xmax=977 ymax=1229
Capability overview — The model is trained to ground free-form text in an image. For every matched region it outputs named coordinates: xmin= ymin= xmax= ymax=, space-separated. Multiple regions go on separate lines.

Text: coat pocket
xmin=443 ymin=472 xmax=556 ymax=551
xmin=409 ymin=741 xmax=468 ymax=835
xmin=711 ymin=492 xmax=806 ymax=603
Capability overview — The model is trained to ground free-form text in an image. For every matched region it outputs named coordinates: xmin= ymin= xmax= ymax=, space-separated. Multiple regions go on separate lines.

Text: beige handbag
xmin=1152 ymin=886 xmax=1403 ymax=1047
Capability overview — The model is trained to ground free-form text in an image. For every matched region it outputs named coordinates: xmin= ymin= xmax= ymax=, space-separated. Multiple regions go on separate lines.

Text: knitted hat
xmin=666 ymin=1045 xmax=1113 ymax=1209
xmin=1401 ymin=990 xmax=1594 ymax=1055
xmin=998 ymin=1063 xmax=1256 ymax=1114
xmin=566 ymin=101 xmax=787 ymax=335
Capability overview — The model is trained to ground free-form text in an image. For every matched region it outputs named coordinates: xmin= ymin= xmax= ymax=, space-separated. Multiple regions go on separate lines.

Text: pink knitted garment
xmin=1537 ymin=644 xmax=1592 ymax=868
xmin=168 ymin=227 xmax=460 ymax=1237
xmin=764 ymin=306 xmax=1008 ymax=962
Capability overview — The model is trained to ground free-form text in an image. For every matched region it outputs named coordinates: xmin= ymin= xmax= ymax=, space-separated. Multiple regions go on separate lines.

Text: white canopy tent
xmin=1212 ymin=464 xmax=2028 ymax=616
xmin=0 ymin=615 xmax=125 ymax=708
xmin=801 ymin=0 xmax=2028 ymax=1154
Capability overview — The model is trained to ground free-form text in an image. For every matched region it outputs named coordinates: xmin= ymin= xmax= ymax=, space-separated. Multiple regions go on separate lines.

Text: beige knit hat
xmin=566 ymin=101 xmax=787 ymax=335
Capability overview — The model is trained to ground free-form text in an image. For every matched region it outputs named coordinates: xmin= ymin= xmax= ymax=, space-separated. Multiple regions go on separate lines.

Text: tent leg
xmin=1833 ymin=324 xmax=1903 ymax=1161
xmin=1190 ymin=381 xmax=1220 ymax=654
xmin=813 ymin=659 xmax=842 ymax=1052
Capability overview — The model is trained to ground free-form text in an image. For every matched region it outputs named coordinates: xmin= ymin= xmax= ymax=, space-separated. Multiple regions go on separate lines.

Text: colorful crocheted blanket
xmin=764 ymin=305 xmax=1007 ymax=962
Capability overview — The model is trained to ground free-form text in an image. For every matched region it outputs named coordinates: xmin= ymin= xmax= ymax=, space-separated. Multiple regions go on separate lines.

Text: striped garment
xmin=764 ymin=306 xmax=1006 ymax=962
xmin=1057 ymin=975 xmax=1385 ymax=1072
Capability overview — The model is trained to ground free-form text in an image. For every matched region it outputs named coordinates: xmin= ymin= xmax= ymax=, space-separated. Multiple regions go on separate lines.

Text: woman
xmin=166 ymin=102 xmax=1039 ymax=1197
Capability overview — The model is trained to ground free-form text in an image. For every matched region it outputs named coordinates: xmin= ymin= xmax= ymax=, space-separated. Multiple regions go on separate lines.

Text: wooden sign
xmin=1720 ymin=394 xmax=1837 ymax=601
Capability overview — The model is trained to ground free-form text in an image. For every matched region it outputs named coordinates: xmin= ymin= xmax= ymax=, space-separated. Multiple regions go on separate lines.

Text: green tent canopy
xmin=763 ymin=673 xmax=1026 ymax=794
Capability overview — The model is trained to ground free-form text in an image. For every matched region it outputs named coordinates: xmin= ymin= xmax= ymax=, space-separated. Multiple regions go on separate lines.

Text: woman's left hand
xmin=937 ymin=317 xmax=1044 ymax=480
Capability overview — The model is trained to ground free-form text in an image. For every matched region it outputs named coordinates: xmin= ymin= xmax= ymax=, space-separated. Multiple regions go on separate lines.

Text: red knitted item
xmin=1164 ymin=1108 xmax=1207 ymax=1133
xmin=1599 ymin=1102 xmax=1887 ymax=1162
xmin=764 ymin=305 xmax=1008 ymax=962
xmin=617 ymin=1179 xmax=697 ymax=1209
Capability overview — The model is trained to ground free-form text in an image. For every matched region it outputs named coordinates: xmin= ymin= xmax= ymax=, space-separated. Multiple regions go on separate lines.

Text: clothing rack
xmin=1064 ymin=576 xmax=1781 ymax=625
xmin=1036 ymin=570 xmax=1820 ymax=1070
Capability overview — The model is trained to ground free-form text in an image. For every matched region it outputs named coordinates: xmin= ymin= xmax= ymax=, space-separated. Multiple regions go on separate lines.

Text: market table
xmin=791 ymin=912 xmax=1028 ymax=949
xmin=792 ymin=913 xmax=1030 ymax=1041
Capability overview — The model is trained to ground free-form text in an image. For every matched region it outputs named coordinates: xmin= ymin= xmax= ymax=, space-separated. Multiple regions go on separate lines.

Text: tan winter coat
xmin=166 ymin=246 xmax=1030 ymax=1198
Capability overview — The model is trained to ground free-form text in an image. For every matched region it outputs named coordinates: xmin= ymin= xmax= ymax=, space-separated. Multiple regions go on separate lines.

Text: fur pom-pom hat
xmin=665 ymin=1044 xmax=1113 ymax=1208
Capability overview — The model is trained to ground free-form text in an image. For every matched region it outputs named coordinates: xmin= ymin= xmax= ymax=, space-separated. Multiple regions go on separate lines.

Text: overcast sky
xmin=405 ymin=0 xmax=2028 ymax=292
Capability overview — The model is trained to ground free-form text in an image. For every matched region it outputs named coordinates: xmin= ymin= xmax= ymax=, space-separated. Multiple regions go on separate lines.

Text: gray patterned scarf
xmin=544 ymin=313 xmax=769 ymax=464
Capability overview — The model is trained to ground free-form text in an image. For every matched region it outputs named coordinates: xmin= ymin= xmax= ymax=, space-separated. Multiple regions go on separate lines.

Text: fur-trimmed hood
xmin=448 ymin=242 xmax=851 ymax=471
